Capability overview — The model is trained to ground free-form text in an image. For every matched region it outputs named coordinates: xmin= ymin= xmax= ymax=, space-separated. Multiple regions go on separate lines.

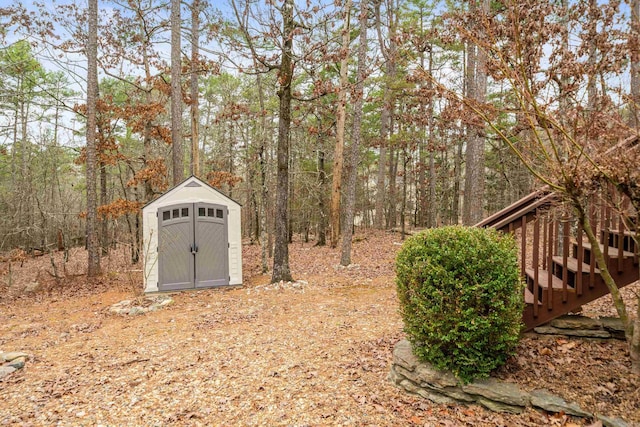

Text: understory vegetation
xmin=396 ymin=226 xmax=524 ymax=383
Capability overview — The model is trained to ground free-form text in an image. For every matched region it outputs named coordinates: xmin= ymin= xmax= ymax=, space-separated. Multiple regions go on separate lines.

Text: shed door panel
xmin=158 ymin=204 xmax=194 ymax=291
xmin=195 ymin=203 xmax=229 ymax=287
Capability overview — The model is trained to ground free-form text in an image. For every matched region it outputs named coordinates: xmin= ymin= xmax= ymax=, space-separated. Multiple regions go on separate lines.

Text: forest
xmin=2 ymin=1 xmax=640 ymax=424
xmin=1 ymin=0 xmax=639 ymax=281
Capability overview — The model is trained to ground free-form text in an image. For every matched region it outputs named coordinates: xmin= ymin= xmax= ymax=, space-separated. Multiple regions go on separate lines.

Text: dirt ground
xmin=0 ymin=230 xmax=639 ymax=426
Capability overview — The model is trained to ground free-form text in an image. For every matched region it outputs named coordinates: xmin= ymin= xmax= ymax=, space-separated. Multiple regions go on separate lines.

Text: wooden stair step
xmin=525 ymin=268 xmax=572 ymax=291
xmin=576 ymin=241 xmax=636 ymax=259
xmin=524 ymin=288 xmax=541 ymax=305
xmin=552 ymin=256 xmax=599 ymax=274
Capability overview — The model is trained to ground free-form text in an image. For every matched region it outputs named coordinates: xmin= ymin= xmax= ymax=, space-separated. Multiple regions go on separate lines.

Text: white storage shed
xmin=142 ymin=176 xmax=242 ymax=293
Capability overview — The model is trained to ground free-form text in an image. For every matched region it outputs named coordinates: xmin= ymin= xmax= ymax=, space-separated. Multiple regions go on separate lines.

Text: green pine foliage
xmin=395 ymin=226 xmax=524 ymax=383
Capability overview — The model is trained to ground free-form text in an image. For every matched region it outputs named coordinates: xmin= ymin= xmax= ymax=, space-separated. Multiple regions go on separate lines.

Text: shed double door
xmin=158 ymin=203 xmax=229 ymax=291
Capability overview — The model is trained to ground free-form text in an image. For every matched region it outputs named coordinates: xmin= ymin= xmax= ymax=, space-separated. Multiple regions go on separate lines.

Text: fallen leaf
xmin=540 ymin=347 xmax=553 ymax=356
xmin=409 ymin=415 xmax=422 ymax=424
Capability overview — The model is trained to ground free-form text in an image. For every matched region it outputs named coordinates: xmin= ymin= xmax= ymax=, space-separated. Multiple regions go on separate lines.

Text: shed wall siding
xmin=143 ymin=209 xmax=159 ymax=292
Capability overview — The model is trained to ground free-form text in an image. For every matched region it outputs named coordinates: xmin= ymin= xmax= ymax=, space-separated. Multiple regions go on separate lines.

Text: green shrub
xmin=395 ymin=225 xmax=523 ymax=383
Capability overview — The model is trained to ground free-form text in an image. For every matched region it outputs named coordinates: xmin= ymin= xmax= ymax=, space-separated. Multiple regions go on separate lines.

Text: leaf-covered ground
xmin=0 ymin=230 xmax=638 ymax=426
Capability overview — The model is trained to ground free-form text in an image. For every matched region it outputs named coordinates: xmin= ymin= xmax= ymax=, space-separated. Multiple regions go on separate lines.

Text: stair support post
xmin=562 ymin=217 xmax=570 ymax=302
xmin=521 ymin=215 xmax=527 ymax=281
xmin=532 ymin=216 xmax=540 ymax=318
xmin=576 ymin=221 xmax=583 ymax=296
xmin=618 ymin=208 xmax=625 ymax=273
xmin=547 ymin=216 xmax=554 ymax=310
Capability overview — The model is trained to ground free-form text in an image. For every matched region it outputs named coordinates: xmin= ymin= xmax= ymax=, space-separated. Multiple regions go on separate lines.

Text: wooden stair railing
xmin=477 ymin=187 xmax=638 ymax=331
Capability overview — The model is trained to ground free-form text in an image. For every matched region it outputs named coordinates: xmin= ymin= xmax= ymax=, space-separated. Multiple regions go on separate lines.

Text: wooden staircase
xmin=477 ymin=188 xmax=639 ymax=331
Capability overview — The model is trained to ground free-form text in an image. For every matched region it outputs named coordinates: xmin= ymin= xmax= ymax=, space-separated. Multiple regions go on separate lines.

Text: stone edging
xmin=389 ymin=340 xmax=628 ymax=427
xmin=0 ymin=351 xmax=29 ymax=381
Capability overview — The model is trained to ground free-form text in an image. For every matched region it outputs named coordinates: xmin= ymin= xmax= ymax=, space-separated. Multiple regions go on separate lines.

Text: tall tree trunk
xmin=375 ymin=139 xmax=387 ymax=228
xmin=462 ymin=1 xmax=487 ymax=225
xmin=452 ymin=133 xmax=463 ymax=224
xmin=20 ymin=84 xmax=31 ymax=247
xmin=190 ymin=0 xmax=200 ymax=177
xmin=427 ymin=48 xmax=437 ymax=228
xmin=630 ymin=0 xmax=640 ymax=129
xmin=462 ymin=39 xmax=477 ymax=224
xmin=141 ymin=22 xmax=154 ymax=203
xmin=341 ymin=0 xmax=368 ymax=265
xmin=388 ymin=143 xmax=397 ymax=228
xmin=330 ymin=0 xmax=352 ymax=248
xmin=271 ymin=0 xmax=295 ymax=283
xmin=316 ymin=148 xmax=327 ymax=246
xmin=288 ymin=147 xmax=294 ymax=244
xmin=100 ymin=159 xmax=108 ymax=255
xmin=171 ymin=0 xmax=184 ymax=185
xmin=373 ymin=0 xmax=397 ymax=229
xmin=417 ymin=40 xmax=427 ymax=227
xmin=255 ymin=72 xmax=269 ymax=272
xmin=86 ymin=0 xmax=101 ymax=276
xmin=401 ymin=147 xmax=409 ymax=239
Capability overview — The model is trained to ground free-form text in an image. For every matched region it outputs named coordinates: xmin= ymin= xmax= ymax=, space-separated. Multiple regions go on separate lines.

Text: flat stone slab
xmin=0 ymin=366 xmax=17 ymax=380
xmin=476 ymin=396 xmax=525 ymax=414
xmin=530 ymin=389 xmax=592 ymax=418
xmin=599 ymin=317 xmax=628 ymax=340
xmin=534 ymin=326 xmax=611 ymax=338
xmin=1 ymin=352 xmax=29 ymax=362
xmin=537 ymin=316 xmax=628 ymax=341
xmin=551 ymin=315 xmax=602 ymax=330
xmin=6 ymin=357 xmax=26 ymax=370
xmin=462 ymin=378 xmax=530 ymax=407
xmin=597 ymin=414 xmax=629 ymax=427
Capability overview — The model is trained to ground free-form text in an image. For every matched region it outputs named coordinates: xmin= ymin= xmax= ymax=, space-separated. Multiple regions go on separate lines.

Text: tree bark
xmin=271 ymin=0 xmax=295 ymax=283
xmin=373 ymin=0 xmax=397 ymax=229
xmin=171 ymin=0 xmax=184 ymax=185
xmin=388 ymin=139 xmax=397 ymax=228
xmin=330 ymin=0 xmax=352 ymax=249
xmin=316 ymin=148 xmax=327 ymax=246
xmin=100 ymin=159 xmax=108 ymax=254
xmin=86 ymin=0 xmax=101 ymax=276
xmin=631 ymin=0 xmax=640 ymax=129
xmin=255 ymin=72 xmax=269 ymax=272
xmin=190 ymin=0 xmax=200 ymax=177
xmin=462 ymin=0 xmax=487 ymax=225
xmin=341 ymin=0 xmax=368 ymax=266
xmin=452 ymin=133 xmax=463 ymax=224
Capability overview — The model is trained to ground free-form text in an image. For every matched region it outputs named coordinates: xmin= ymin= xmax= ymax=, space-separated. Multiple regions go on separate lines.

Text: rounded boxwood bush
xmin=396 ymin=225 xmax=523 ymax=383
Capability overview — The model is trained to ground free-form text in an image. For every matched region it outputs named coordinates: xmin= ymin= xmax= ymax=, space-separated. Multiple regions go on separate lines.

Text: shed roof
xmin=143 ymin=175 xmax=242 ymax=210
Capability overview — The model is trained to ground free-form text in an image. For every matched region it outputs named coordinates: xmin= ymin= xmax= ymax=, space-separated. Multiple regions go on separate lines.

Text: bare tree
xmin=630 ymin=0 xmax=640 ymax=129
xmin=190 ymin=0 xmax=201 ymax=177
xmin=373 ymin=0 xmax=400 ymax=229
xmin=462 ymin=0 xmax=487 ymax=225
xmin=171 ymin=0 xmax=184 ymax=185
xmin=341 ymin=0 xmax=368 ymax=266
xmin=86 ymin=0 xmax=101 ymax=276
xmin=271 ymin=0 xmax=296 ymax=282
xmin=330 ymin=0 xmax=352 ymax=249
